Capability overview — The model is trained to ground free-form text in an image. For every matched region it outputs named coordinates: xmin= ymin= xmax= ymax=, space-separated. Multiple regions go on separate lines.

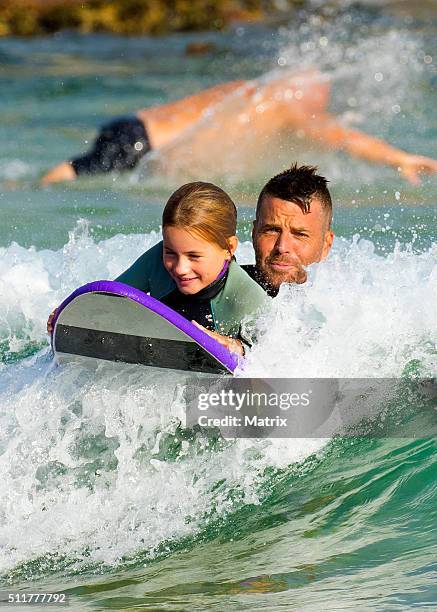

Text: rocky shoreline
xmin=0 ymin=0 xmax=305 ymax=37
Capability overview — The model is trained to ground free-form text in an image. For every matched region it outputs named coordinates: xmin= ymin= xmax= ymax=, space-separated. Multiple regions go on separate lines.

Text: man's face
xmin=252 ymin=195 xmax=334 ymax=290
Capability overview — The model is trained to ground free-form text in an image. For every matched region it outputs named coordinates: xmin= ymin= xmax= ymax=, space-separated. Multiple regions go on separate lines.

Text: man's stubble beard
xmin=256 ymin=254 xmax=308 ymax=289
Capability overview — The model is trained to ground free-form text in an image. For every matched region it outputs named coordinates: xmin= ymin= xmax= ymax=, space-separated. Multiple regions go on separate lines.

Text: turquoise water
xmin=0 ymin=3 xmax=436 ymax=610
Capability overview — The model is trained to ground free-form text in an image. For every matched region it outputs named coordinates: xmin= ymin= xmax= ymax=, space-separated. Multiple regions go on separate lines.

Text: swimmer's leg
xmin=40 ymin=116 xmax=150 ymax=185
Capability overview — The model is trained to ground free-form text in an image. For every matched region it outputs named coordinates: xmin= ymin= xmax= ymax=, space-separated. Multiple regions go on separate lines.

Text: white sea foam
xmin=0 ymin=160 xmax=37 ymax=181
xmin=0 ymin=223 xmax=435 ymax=576
xmin=243 ymin=236 xmax=437 ymax=378
xmin=0 ymin=354 xmax=323 ymax=574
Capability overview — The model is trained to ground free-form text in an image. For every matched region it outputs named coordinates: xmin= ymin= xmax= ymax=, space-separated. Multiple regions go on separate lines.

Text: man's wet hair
xmin=257 ymin=163 xmax=332 ymax=226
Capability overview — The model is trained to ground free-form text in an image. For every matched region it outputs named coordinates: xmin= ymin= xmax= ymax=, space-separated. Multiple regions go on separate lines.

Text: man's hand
xmin=47 ymin=309 xmax=57 ymax=334
xmin=398 ymin=154 xmax=437 ymax=185
xmin=192 ymin=322 xmax=245 ymax=356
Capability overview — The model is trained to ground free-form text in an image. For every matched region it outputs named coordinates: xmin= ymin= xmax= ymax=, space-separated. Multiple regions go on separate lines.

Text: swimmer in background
xmin=41 ymin=70 xmax=437 ymax=186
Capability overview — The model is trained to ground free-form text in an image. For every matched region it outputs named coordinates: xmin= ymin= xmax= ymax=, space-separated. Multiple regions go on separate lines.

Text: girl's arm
xmin=192 ymin=322 xmax=245 ymax=356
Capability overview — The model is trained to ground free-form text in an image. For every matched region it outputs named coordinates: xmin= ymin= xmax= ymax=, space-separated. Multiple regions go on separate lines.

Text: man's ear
xmin=321 ymin=230 xmax=334 ymax=260
xmin=251 ymin=219 xmax=257 ymax=244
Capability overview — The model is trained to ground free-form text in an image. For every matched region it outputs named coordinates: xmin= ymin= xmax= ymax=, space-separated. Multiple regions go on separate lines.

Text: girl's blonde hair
xmin=162 ymin=182 xmax=237 ymax=249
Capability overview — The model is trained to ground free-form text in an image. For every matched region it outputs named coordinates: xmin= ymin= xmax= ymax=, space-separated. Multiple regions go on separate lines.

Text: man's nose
xmin=275 ymin=232 xmax=293 ymax=253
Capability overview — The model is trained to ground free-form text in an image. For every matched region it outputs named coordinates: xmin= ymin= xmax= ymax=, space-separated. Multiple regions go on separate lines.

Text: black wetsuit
xmin=160 ymin=270 xmax=227 ymax=330
xmin=71 ymin=116 xmax=151 ymax=176
xmin=241 ymin=264 xmax=279 ymax=297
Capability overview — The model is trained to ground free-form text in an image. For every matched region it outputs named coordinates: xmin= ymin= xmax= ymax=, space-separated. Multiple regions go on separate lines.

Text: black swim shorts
xmin=71 ymin=115 xmax=151 ymax=176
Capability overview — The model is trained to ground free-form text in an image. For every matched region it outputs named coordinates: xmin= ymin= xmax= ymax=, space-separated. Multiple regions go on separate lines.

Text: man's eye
xmin=264 ymin=227 xmax=279 ymax=233
xmin=189 ymin=255 xmax=201 ymax=260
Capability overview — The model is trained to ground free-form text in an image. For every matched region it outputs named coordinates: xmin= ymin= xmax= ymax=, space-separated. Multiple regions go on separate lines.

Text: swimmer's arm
xmin=192 ymin=322 xmax=245 ymax=356
xmin=301 ymin=115 xmax=437 ymax=184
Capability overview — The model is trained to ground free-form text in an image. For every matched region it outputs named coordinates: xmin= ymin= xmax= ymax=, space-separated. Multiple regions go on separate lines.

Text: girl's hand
xmin=192 ymin=321 xmax=245 ymax=356
xmin=47 ymin=309 xmax=57 ymax=334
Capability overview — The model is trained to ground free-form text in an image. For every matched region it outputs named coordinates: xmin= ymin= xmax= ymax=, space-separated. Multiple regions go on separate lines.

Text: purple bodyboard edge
xmin=51 ymin=280 xmax=240 ymax=373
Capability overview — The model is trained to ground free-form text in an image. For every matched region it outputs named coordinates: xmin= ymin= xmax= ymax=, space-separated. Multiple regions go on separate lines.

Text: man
xmin=197 ymin=163 xmax=333 ymax=352
xmin=243 ymin=163 xmax=333 ymax=296
xmin=40 ymin=70 xmax=437 ymax=186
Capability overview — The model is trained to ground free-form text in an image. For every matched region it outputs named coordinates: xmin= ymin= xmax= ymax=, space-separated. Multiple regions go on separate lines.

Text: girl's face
xmin=163 ymin=226 xmax=237 ymax=295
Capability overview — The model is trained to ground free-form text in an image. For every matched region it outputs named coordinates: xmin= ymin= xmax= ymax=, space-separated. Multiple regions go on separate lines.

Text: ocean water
xmin=0 ymin=3 xmax=436 ymax=610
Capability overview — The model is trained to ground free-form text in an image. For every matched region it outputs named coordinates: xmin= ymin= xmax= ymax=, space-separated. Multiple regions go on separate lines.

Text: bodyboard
xmin=51 ymin=281 xmax=240 ymax=374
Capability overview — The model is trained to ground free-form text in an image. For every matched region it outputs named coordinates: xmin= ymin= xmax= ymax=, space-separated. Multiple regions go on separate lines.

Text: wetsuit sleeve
xmin=115 ymin=250 xmax=152 ymax=293
xmin=115 ymin=240 xmax=166 ymax=293
xmin=231 ymin=263 xmax=272 ymax=346
xmin=115 ymin=240 xmax=176 ymax=298
xmin=212 ymin=260 xmax=271 ymax=341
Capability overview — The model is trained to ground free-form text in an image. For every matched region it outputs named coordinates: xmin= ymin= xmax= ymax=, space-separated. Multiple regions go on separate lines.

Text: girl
xmin=115 ymin=181 xmax=269 ymax=355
